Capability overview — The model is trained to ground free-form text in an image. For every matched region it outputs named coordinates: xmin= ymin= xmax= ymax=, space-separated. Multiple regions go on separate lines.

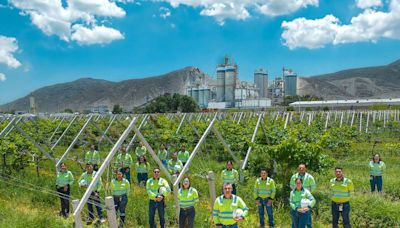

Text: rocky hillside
xmin=0 ymin=67 xmax=210 ymax=112
xmin=298 ymin=59 xmax=400 ymax=99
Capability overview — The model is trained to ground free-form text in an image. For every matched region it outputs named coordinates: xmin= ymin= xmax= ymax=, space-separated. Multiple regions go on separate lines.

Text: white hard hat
xmin=233 ymin=208 xmax=244 ymax=219
xmin=159 ymin=187 xmax=167 ymax=195
xmin=79 ymin=179 xmax=88 ymax=187
xmin=174 ymin=165 xmax=182 ymax=172
xmin=301 ymin=198 xmax=311 ymax=208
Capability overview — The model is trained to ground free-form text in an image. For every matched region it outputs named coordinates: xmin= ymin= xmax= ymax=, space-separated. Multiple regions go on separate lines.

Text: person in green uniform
xmin=136 ymin=155 xmax=150 ymax=186
xmin=168 ymin=152 xmax=183 ymax=175
xmin=254 ymin=168 xmax=276 ymax=228
xmin=135 ymin=141 xmax=147 ymax=159
xmin=330 ymin=167 xmax=354 ymax=228
xmin=111 ymin=171 xmax=130 ymax=228
xmin=146 ymin=168 xmax=171 ymax=228
xmin=158 ymin=143 xmax=169 ymax=167
xmin=178 ymin=144 xmax=190 ymax=167
xmin=369 ymin=153 xmax=386 ymax=192
xmin=289 ymin=178 xmax=316 ymax=228
xmin=115 ymin=146 xmax=133 ymax=183
xmin=213 ymin=183 xmax=249 ymax=228
xmin=85 ymin=144 xmax=101 ymax=171
xmin=78 ymin=163 xmax=105 ymax=225
xmin=178 ymin=177 xmax=199 ymax=228
xmin=221 ymin=160 xmax=239 ymax=195
xmin=56 ymin=162 xmax=74 ymax=218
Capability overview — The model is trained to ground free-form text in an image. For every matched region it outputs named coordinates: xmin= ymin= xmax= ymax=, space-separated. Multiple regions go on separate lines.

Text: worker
xmin=78 ymin=163 xmax=105 ymax=225
xmin=213 ymin=183 xmax=249 ymax=228
xmin=178 ymin=177 xmax=199 ymax=228
xmin=146 ymin=167 xmax=171 ymax=228
xmin=177 ymin=144 xmax=190 ymax=167
xmin=167 ymin=152 xmax=184 ymax=175
xmin=254 ymin=168 xmax=276 ymax=228
xmin=289 ymin=164 xmax=316 ymax=228
xmin=158 ymin=143 xmax=169 ymax=167
xmin=136 ymin=155 xmax=150 ymax=186
xmin=330 ymin=167 xmax=354 ymax=228
xmin=56 ymin=162 xmax=74 ymax=218
xmin=135 ymin=141 xmax=147 ymax=159
xmin=111 ymin=170 xmax=130 ymax=228
xmin=115 ymin=146 xmax=133 ymax=183
xmin=85 ymin=144 xmax=101 ymax=171
xmin=289 ymin=178 xmax=316 ymax=228
xmin=369 ymin=153 xmax=386 ymax=192
xmin=221 ymin=161 xmax=239 ymax=195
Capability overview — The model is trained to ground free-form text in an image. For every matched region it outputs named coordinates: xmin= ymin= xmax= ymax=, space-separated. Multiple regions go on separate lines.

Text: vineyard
xmin=1 ymin=110 xmax=400 ymax=227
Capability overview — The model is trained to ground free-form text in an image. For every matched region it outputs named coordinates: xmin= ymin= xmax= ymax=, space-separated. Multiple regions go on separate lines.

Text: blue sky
xmin=0 ymin=0 xmax=400 ymax=104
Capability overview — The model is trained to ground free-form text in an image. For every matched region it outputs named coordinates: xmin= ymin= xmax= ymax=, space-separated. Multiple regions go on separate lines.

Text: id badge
xmin=119 ymin=196 xmax=122 ymax=202
xmin=338 ymin=204 xmax=343 ymax=212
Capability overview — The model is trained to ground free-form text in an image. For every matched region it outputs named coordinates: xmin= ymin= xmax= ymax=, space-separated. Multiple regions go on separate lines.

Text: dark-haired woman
xmin=369 ymin=154 xmax=386 ymax=192
xmin=56 ymin=163 xmax=74 ymax=217
xmin=289 ymin=178 xmax=315 ymax=228
xmin=178 ymin=177 xmax=199 ymax=228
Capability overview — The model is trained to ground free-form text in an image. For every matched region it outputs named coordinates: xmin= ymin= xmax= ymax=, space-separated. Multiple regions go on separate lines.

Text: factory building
xmin=216 ymin=56 xmax=238 ymax=107
xmin=254 ymin=69 xmax=268 ymax=98
xmin=186 ymin=87 xmax=211 ymax=109
xmin=283 ymin=68 xmax=297 ymax=97
xmin=268 ymin=77 xmax=285 ymax=105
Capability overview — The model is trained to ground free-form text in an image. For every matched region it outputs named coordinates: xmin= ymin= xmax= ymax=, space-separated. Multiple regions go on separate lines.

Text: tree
xmin=64 ymin=108 xmax=73 ymax=113
xmin=112 ymin=104 xmax=123 ymax=114
xmin=141 ymin=93 xmax=199 ymax=113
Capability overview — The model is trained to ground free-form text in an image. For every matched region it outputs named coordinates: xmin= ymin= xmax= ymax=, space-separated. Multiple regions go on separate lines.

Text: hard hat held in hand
xmin=79 ymin=179 xmax=88 ymax=187
xmin=301 ymin=199 xmax=311 ymax=208
xmin=159 ymin=187 xmax=167 ymax=195
xmin=233 ymin=208 xmax=244 ymax=219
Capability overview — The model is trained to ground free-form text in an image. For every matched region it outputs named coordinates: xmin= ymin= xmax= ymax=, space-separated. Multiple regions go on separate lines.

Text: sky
xmin=0 ymin=0 xmax=400 ymax=104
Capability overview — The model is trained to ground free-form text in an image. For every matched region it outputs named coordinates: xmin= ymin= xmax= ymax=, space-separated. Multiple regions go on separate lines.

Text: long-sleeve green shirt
xmin=56 ymin=170 xmax=74 ymax=188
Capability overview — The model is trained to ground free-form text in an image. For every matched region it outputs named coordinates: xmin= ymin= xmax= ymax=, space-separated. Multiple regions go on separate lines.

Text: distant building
xmin=254 ymin=69 xmax=268 ymax=98
xmin=268 ymin=77 xmax=285 ymax=105
xmin=187 ymin=87 xmax=211 ymax=108
xmin=216 ymin=56 xmax=238 ymax=106
xmin=283 ymin=68 xmax=297 ymax=96
xmin=91 ymin=105 xmax=109 ymax=114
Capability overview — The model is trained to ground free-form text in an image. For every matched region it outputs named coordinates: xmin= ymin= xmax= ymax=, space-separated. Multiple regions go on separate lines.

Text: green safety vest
xmin=115 ymin=153 xmax=133 ymax=168
xmin=158 ymin=149 xmax=168 ymax=160
xmin=213 ymin=195 xmax=249 ymax=225
xmin=85 ymin=150 xmax=101 ymax=165
xmin=178 ymin=151 xmax=190 ymax=163
xmin=167 ymin=159 xmax=183 ymax=174
xmin=330 ymin=177 xmax=354 ymax=203
xmin=111 ymin=178 xmax=130 ymax=196
xmin=178 ymin=187 xmax=199 ymax=208
xmin=369 ymin=161 xmax=386 ymax=176
xmin=146 ymin=177 xmax=171 ymax=200
xmin=136 ymin=162 xmax=150 ymax=174
xmin=56 ymin=170 xmax=74 ymax=188
xmin=135 ymin=146 xmax=147 ymax=157
xmin=221 ymin=169 xmax=239 ymax=185
xmin=289 ymin=188 xmax=316 ymax=210
xmin=253 ymin=177 xmax=276 ymax=199
xmin=290 ymin=172 xmax=316 ymax=193
xmin=78 ymin=171 xmax=102 ymax=191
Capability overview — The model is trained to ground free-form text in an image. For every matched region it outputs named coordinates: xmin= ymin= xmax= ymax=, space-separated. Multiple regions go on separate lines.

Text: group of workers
xmin=56 ymin=142 xmax=386 ymax=228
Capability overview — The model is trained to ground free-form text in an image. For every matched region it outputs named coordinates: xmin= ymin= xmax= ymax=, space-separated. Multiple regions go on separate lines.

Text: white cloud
xmin=0 ymin=73 xmax=6 ymax=82
xmin=159 ymin=7 xmax=171 ymax=19
xmin=10 ymin=0 xmax=126 ymax=45
xmin=356 ymin=0 xmax=382 ymax=9
xmin=158 ymin=0 xmax=319 ymax=24
xmin=0 ymin=36 xmax=22 ymax=69
xmin=281 ymin=0 xmax=400 ymax=49
xmin=71 ymin=24 xmax=124 ymax=45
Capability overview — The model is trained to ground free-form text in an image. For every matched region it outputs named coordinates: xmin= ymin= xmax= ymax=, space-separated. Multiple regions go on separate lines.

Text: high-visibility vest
xmin=85 ymin=150 xmax=100 ymax=165
xmin=221 ymin=169 xmax=239 ymax=185
xmin=136 ymin=162 xmax=149 ymax=174
xmin=56 ymin=170 xmax=74 ymax=188
xmin=178 ymin=187 xmax=199 ymax=208
xmin=146 ymin=177 xmax=171 ymax=200
xmin=290 ymin=172 xmax=317 ymax=192
xmin=253 ymin=177 xmax=276 ymax=199
xmin=369 ymin=161 xmax=386 ymax=176
xmin=330 ymin=177 xmax=354 ymax=203
xmin=178 ymin=151 xmax=190 ymax=163
xmin=115 ymin=153 xmax=133 ymax=168
xmin=213 ymin=195 xmax=249 ymax=225
xmin=289 ymin=188 xmax=316 ymax=210
xmin=78 ymin=171 xmax=102 ymax=191
xmin=111 ymin=178 xmax=130 ymax=196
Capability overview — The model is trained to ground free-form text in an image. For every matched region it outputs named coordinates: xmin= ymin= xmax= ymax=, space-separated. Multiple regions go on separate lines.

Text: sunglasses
xmin=154 ymin=171 xmax=160 ymax=173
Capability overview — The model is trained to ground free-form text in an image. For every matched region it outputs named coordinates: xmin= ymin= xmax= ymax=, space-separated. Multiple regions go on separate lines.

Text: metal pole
xmin=47 ymin=117 xmax=65 ymax=144
xmin=211 ymin=126 xmax=240 ymax=164
xmin=176 ymin=113 xmax=187 ymax=134
xmin=0 ymin=117 xmax=17 ymax=139
xmin=56 ymin=115 xmax=93 ymax=168
xmin=72 ymin=199 xmax=83 ymax=228
xmin=73 ymin=117 xmax=137 ymax=223
xmin=51 ymin=115 xmax=78 ymax=150
xmin=126 ymin=115 xmax=148 ymax=151
xmin=241 ymin=114 xmax=262 ymax=170
xmin=98 ymin=115 xmax=116 ymax=144
xmin=207 ymin=171 xmax=216 ymax=205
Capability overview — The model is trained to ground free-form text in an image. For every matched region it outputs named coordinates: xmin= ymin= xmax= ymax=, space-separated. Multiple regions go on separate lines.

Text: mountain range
xmin=1 ymin=59 xmax=400 ymax=112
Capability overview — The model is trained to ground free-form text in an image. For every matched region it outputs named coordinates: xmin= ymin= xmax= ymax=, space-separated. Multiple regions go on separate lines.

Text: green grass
xmin=1 ymin=140 xmax=400 ymax=227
